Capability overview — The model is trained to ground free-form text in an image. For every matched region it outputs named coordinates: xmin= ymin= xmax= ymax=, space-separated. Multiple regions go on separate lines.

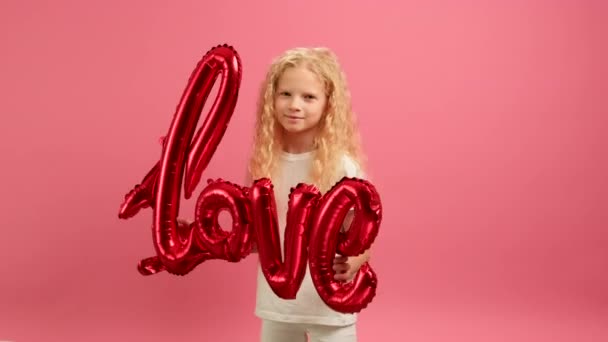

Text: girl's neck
xmin=282 ymin=128 xmax=317 ymax=154
xmin=281 ymin=131 xmax=317 ymax=154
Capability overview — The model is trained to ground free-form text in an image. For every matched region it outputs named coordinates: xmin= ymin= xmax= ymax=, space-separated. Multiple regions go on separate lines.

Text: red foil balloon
xmin=195 ymin=179 xmax=253 ymax=262
xmin=251 ymin=179 xmax=321 ymax=299
xmin=119 ymin=44 xmax=243 ymax=275
xmin=308 ymin=177 xmax=382 ymax=313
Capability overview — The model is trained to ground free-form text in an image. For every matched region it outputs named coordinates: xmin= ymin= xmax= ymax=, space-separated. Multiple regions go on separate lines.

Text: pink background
xmin=1 ymin=0 xmax=606 ymax=341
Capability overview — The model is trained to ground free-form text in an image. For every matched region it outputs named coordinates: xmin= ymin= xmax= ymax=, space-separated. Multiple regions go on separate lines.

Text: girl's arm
xmin=334 ymin=209 xmax=372 ymax=282
xmin=342 ymin=211 xmax=372 ymax=262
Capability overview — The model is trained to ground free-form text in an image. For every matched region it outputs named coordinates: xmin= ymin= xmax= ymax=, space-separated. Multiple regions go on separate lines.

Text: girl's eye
xmin=280 ymin=91 xmax=291 ymax=96
xmin=304 ymin=94 xmax=316 ymax=100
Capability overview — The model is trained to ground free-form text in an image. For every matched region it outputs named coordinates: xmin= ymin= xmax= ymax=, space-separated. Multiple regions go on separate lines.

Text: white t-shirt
xmin=254 ymin=150 xmax=363 ymax=326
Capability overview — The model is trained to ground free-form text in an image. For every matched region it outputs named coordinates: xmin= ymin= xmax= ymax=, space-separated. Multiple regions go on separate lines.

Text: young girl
xmin=247 ymin=47 xmax=371 ymax=342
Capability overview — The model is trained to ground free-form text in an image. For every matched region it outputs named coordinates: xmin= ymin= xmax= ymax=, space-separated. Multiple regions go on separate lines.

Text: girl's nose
xmin=289 ymin=97 xmax=302 ymax=111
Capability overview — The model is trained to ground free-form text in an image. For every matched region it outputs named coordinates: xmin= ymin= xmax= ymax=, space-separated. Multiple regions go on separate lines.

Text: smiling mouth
xmin=285 ymin=115 xmax=304 ymax=120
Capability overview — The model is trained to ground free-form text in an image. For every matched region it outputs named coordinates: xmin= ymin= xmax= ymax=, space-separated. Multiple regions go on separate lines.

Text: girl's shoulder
xmin=341 ymin=154 xmax=365 ymax=178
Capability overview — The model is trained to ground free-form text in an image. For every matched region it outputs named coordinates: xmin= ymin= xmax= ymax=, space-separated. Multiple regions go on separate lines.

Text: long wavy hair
xmin=248 ymin=47 xmax=365 ymax=193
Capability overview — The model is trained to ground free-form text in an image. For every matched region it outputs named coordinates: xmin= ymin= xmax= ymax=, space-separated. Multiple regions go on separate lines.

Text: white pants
xmin=260 ymin=319 xmax=357 ymax=342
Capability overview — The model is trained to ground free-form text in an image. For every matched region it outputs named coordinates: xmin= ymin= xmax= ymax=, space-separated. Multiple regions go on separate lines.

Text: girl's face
xmin=274 ymin=65 xmax=327 ymax=140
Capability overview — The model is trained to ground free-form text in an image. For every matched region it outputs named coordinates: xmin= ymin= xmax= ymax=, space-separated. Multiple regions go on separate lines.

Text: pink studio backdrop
xmin=0 ymin=1 xmax=606 ymax=341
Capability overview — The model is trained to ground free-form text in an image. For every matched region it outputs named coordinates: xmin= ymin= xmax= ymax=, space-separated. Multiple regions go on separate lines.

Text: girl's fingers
xmin=333 ymin=262 xmax=350 ymax=273
xmin=334 ymin=271 xmax=354 ymax=281
xmin=333 ymin=256 xmax=348 ymax=264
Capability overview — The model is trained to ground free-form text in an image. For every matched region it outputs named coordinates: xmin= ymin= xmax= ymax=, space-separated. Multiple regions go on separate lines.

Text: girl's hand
xmin=333 ymin=250 xmax=371 ymax=282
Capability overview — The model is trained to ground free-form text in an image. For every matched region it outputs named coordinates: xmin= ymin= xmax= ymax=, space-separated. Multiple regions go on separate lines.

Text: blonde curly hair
xmin=248 ymin=47 xmax=365 ymax=193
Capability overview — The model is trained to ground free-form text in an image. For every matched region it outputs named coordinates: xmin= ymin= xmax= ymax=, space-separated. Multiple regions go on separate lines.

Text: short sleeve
xmin=342 ymin=155 xmax=365 ymax=179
